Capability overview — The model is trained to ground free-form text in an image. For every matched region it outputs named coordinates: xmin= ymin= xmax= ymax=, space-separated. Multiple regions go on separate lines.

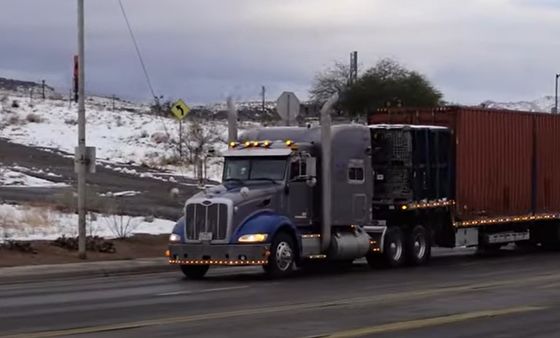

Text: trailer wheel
xmin=180 ymin=265 xmax=209 ymax=279
xmin=367 ymin=227 xmax=406 ymax=268
xmin=263 ymin=232 xmax=295 ymax=277
xmin=406 ymin=225 xmax=431 ymax=265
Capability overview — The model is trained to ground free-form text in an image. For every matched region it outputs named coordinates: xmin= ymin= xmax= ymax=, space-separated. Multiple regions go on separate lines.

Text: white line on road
xmin=156 ymin=285 xmax=248 ymax=297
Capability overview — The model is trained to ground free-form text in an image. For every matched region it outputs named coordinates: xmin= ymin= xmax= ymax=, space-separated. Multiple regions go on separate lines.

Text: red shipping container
xmin=370 ymin=107 xmax=536 ymax=221
xmin=535 ymin=115 xmax=560 ymax=213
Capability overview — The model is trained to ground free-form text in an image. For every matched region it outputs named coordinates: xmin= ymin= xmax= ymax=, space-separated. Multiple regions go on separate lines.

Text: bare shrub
xmin=51 ymin=236 xmax=115 ymax=253
xmin=159 ymin=154 xmax=181 ymax=166
xmin=151 ymin=131 xmax=169 ymax=144
xmin=0 ymin=207 xmax=17 ymax=241
xmin=64 ymin=118 xmax=78 ymax=125
xmin=100 ymin=197 xmax=141 ymax=239
xmin=104 ymin=214 xmax=141 ymax=239
xmin=7 ymin=115 xmax=24 ymax=126
xmin=26 ymin=113 xmax=43 ymax=123
xmin=182 ymin=120 xmax=223 ymax=183
xmin=11 ymin=100 xmax=19 ymax=108
xmin=115 ymin=115 xmax=124 ymax=127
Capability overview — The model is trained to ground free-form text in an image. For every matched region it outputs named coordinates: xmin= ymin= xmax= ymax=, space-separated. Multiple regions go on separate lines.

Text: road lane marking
xmin=156 ymin=285 xmax=249 ymax=296
xmin=3 ymin=272 xmax=560 ymax=338
xmin=306 ymin=306 xmax=546 ymax=338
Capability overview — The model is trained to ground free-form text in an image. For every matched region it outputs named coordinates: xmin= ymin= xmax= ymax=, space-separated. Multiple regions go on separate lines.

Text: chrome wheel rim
xmin=413 ymin=233 xmax=426 ymax=259
xmin=275 ymin=241 xmax=294 ymax=271
xmin=389 ymin=239 xmax=403 ymax=262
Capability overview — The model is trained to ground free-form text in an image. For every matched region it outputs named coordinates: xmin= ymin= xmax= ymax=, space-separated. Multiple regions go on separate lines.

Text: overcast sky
xmin=1 ymin=0 xmax=560 ymax=105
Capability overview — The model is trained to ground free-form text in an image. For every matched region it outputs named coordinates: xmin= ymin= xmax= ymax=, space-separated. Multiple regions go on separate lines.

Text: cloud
xmin=1 ymin=0 xmax=560 ymax=104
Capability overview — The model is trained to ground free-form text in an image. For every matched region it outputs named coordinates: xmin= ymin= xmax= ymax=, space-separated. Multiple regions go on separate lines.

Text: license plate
xmin=199 ymin=232 xmax=213 ymax=241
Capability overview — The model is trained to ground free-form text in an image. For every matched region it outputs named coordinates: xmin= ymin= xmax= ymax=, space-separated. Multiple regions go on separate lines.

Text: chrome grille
xmin=185 ymin=202 xmax=228 ymax=240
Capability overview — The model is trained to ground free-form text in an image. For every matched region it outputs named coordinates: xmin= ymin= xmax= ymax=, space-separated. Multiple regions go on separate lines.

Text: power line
xmin=118 ymin=0 xmax=171 ymax=139
xmin=118 ymin=0 xmax=157 ymax=99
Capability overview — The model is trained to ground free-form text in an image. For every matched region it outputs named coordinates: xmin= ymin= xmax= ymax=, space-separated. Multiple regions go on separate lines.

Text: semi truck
xmin=167 ymin=101 xmax=560 ymax=279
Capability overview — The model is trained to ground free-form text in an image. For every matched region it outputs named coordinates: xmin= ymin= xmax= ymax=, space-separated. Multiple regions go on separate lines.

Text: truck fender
xmin=231 ymin=211 xmax=301 ymax=255
xmin=171 ymin=216 xmax=186 ymax=242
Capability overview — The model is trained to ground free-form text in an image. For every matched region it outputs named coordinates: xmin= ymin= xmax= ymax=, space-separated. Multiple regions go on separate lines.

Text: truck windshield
xmin=223 ymin=157 xmax=287 ymax=182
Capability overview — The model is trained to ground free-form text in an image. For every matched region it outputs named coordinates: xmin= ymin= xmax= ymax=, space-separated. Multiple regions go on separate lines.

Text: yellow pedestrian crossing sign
xmin=171 ymin=99 xmax=190 ymax=120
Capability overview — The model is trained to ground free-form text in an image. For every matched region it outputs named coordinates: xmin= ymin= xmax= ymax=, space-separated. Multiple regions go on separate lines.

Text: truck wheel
xmin=406 ymin=225 xmax=431 ymax=265
xmin=180 ymin=265 xmax=209 ymax=279
xmin=263 ymin=232 xmax=295 ymax=277
xmin=367 ymin=227 xmax=405 ymax=268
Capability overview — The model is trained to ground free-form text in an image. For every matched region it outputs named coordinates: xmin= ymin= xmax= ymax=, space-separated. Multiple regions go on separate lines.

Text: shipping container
xmin=369 ymin=106 xmax=549 ymax=222
xmin=535 ymin=115 xmax=560 ymax=213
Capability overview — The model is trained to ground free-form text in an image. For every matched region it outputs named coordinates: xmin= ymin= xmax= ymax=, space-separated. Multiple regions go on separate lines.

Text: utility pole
xmin=77 ymin=0 xmax=87 ymax=259
xmin=555 ymin=74 xmax=559 ymax=114
xmin=42 ymin=80 xmax=46 ymax=100
xmin=261 ymin=86 xmax=266 ymax=114
xmin=349 ymin=51 xmax=358 ymax=85
xmin=227 ymin=96 xmax=238 ymax=143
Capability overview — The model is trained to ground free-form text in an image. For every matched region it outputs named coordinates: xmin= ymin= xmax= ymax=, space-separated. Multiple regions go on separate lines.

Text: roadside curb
xmin=0 ymin=257 xmax=175 ymax=284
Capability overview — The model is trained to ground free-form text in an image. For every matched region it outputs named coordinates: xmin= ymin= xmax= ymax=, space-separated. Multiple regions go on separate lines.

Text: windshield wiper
xmin=251 ymin=177 xmax=279 ymax=184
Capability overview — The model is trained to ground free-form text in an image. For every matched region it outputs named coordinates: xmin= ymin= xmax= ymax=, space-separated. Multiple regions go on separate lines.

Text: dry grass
xmin=19 ymin=206 xmax=55 ymax=228
xmin=0 ymin=205 xmax=55 ymax=231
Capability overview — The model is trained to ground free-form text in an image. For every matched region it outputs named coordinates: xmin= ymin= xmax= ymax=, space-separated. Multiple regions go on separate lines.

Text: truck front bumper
xmin=168 ymin=243 xmax=271 ymax=266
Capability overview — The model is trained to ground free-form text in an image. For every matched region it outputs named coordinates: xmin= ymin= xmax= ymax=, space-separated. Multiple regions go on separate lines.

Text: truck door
xmin=287 ymin=156 xmax=313 ymax=226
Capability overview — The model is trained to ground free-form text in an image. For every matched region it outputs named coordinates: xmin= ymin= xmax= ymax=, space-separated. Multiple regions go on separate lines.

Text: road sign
xmin=171 ymin=99 xmax=190 ymax=120
xmin=276 ymin=91 xmax=300 ymax=126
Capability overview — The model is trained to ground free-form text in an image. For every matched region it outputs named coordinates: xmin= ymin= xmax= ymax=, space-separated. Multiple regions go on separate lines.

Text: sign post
xmin=170 ymin=99 xmax=191 ymax=159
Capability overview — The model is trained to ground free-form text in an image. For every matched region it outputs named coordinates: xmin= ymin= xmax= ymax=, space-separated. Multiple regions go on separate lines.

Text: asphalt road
xmin=1 ymin=248 xmax=560 ymax=338
xmin=0 ymin=138 xmax=205 ymax=220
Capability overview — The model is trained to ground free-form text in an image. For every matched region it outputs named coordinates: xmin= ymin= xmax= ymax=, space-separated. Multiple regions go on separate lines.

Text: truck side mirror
xmin=305 ymin=157 xmax=317 ymax=187
xmin=305 ymin=157 xmax=317 ymax=177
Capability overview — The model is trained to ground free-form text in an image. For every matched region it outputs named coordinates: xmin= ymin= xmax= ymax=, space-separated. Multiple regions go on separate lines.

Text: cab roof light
xmin=244 ymin=141 xmax=252 ymax=147
xmin=285 ymin=139 xmax=294 ymax=146
xmin=262 ymin=140 xmax=271 ymax=147
xmin=229 ymin=141 xmax=238 ymax=148
xmin=252 ymin=141 xmax=260 ymax=147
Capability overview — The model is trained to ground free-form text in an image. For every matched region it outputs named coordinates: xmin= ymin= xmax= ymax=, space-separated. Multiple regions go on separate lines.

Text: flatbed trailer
xmin=368 ymin=106 xmax=560 ymax=258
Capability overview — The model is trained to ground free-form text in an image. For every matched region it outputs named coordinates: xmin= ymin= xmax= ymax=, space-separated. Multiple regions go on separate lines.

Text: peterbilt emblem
xmin=201 ymin=200 xmax=212 ymax=206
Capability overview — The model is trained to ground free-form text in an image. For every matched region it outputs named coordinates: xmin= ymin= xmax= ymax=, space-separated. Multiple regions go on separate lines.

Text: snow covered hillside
xmin=0 ymin=92 xmax=251 ymax=181
xmin=481 ymin=96 xmax=555 ymax=113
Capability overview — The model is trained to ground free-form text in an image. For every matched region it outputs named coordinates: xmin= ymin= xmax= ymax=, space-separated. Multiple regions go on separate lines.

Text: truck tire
xmin=263 ymin=232 xmax=296 ymax=278
xmin=180 ymin=265 xmax=209 ymax=279
xmin=367 ymin=227 xmax=406 ymax=268
xmin=406 ymin=225 xmax=431 ymax=265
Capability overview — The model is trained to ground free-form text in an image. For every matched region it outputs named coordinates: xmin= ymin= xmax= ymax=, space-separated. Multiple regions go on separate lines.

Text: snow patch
xmin=0 ymin=204 xmax=174 ymax=242
xmin=0 ymin=169 xmax=67 ymax=187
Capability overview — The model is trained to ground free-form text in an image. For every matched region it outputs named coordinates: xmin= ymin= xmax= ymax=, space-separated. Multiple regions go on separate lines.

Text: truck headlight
xmin=169 ymin=233 xmax=181 ymax=243
xmin=238 ymin=234 xmax=268 ymax=243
